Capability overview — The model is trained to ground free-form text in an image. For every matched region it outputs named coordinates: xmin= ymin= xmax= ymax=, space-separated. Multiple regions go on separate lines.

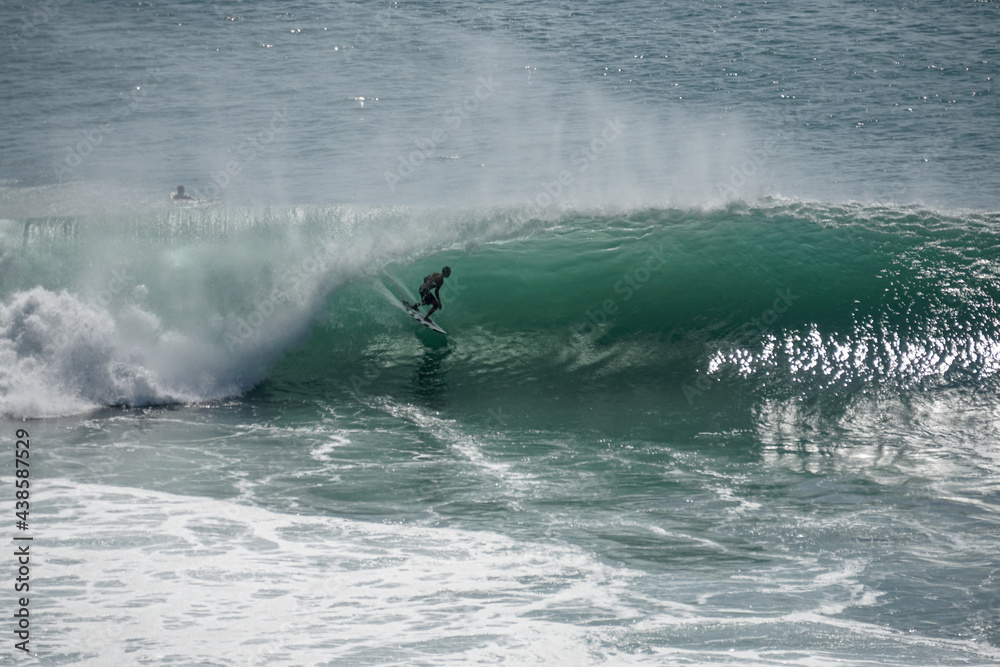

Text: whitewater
xmin=2 ymin=1 xmax=1000 ymax=665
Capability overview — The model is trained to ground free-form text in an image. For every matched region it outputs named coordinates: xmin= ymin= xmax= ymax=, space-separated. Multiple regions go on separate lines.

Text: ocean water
xmin=2 ymin=1 xmax=1000 ymax=664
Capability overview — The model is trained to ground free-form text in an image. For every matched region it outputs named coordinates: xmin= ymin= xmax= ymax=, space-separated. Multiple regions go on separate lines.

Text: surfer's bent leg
xmin=417 ymin=287 xmax=432 ymax=311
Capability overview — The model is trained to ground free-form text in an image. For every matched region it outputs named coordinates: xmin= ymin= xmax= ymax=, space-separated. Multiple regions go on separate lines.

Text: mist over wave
xmin=8 ymin=0 xmax=988 ymax=211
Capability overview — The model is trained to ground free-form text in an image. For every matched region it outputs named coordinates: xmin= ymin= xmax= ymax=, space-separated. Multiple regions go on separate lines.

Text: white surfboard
xmin=401 ymin=299 xmax=448 ymax=334
xmin=384 ymin=272 xmax=448 ymax=335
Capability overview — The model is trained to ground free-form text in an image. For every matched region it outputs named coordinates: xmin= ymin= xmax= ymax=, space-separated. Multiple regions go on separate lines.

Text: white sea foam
xmin=28 ymin=480 xmax=1000 ymax=666
xmin=33 ymin=481 xmax=641 ymax=666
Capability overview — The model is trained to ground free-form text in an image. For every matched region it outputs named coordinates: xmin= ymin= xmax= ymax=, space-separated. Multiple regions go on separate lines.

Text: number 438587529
xmin=15 ymin=429 xmax=29 ymax=526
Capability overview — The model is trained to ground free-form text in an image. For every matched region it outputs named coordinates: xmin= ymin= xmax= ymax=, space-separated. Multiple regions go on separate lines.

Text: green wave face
xmin=260 ymin=202 xmax=1000 ymax=431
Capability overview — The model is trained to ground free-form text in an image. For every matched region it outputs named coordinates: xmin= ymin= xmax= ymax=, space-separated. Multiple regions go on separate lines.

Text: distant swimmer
xmin=410 ymin=266 xmax=451 ymax=321
xmin=171 ymin=185 xmax=194 ymax=201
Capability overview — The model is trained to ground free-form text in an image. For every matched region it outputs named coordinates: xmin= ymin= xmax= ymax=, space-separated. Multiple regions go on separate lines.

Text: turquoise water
xmin=2 ymin=2 xmax=1000 ymax=665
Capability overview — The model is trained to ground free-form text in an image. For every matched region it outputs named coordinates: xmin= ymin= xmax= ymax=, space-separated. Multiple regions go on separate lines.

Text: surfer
xmin=171 ymin=185 xmax=194 ymax=201
xmin=411 ymin=267 xmax=451 ymax=321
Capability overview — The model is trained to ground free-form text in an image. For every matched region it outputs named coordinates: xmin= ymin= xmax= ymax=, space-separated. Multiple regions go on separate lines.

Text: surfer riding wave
xmin=411 ymin=266 xmax=451 ymax=321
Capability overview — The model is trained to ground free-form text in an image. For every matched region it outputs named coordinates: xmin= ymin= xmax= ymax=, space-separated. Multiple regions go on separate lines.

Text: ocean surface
xmin=2 ymin=1 xmax=1000 ymax=664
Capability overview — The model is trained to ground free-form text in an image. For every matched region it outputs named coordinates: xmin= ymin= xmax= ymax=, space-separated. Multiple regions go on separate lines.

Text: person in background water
xmin=171 ymin=185 xmax=193 ymax=201
xmin=411 ymin=266 xmax=451 ymax=321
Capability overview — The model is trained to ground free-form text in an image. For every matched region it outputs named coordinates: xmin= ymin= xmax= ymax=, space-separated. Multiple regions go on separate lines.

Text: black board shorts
xmin=419 ymin=287 xmax=438 ymax=306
